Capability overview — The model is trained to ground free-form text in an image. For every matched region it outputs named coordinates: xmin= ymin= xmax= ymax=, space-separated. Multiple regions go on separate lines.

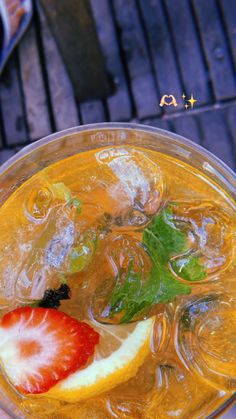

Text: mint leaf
xmin=50 ymin=183 xmax=82 ymax=212
xmin=68 ymin=197 xmax=82 ymax=213
xmin=108 ymin=206 xmax=208 ymax=323
xmin=144 ymin=208 xmax=206 ymax=281
xmin=171 ymin=256 xmax=207 ymax=281
xmin=50 ymin=182 xmax=72 ymax=201
xmin=143 ymin=208 xmax=189 ymax=262
xmin=108 ymin=207 xmax=192 ymax=323
xmin=109 ymin=262 xmax=190 ymax=323
xmin=110 ymin=262 xmax=146 ymax=323
xmin=151 ymin=265 xmax=190 ymax=304
xmin=142 ymin=228 xmax=166 ymax=264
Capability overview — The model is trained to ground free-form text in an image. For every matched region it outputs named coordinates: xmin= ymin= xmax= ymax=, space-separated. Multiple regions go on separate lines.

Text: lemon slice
xmin=44 ymin=317 xmax=154 ymax=403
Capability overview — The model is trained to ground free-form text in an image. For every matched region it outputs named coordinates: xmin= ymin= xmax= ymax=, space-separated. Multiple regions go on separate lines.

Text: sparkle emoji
xmin=187 ymin=93 xmax=198 ymax=109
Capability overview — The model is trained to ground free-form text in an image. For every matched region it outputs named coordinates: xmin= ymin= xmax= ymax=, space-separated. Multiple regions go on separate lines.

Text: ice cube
xmin=169 ymin=201 xmax=234 ymax=278
xmin=16 ymin=207 xmax=75 ymax=301
xmin=107 ymin=357 xmax=160 ymax=418
xmin=92 ymin=233 xmax=152 ymax=324
xmin=25 ymin=187 xmax=53 ymax=223
xmin=149 ymin=364 xmax=196 ymax=418
xmin=177 ymin=294 xmax=236 ymax=390
xmin=46 ymin=223 xmax=74 ymax=268
xmin=96 ymin=147 xmax=164 ymax=216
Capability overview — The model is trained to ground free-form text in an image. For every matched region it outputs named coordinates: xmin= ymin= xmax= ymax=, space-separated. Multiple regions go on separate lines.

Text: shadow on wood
xmin=39 ymin=0 xmax=113 ymax=101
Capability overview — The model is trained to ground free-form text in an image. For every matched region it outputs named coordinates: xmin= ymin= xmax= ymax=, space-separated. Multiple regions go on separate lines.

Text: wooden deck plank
xmin=0 ymin=56 xmax=28 ymax=146
xmin=80 ymin=100 xmax=106 ymax=124
xmin=138 ymin=0 xmax=184 ymax=112
xmin=0 ymin=149 xmax=16 ymax=165
xmin=37 ymin=3 xmax=80 ymax=132
xmin=164 ymin=0 xmax=211 ymax=105
xmin=0 ymin=0 xmax=235 ymax=173
xmin=225 ymin=104 xmax=236 ymax=152
xmin=193 ymin=0 xmax=236 ymax=101
xmin=219 ymin=0 xmax=236 ymax=69
xmin=112 ymin=0 xmax=159 ymax=119
xmin=40 ymin=0 xmax=111 ymax=101
xmin=143 ymin=118 xmax=170 ymax=130
xmin=0 ymin=118 xmax=3 ymax=148
xmin=172 ymin=114 xmax=201 ymax=144
xmin=198 ymin=108 xmax=235 ymax=169
xmin=90 ymin=0 xmax=132 ymax=121
xmin=18 ymin=23 xmax=52 ymax=141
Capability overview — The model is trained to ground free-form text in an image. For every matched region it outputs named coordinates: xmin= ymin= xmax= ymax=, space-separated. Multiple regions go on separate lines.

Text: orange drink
xmin=0 ymin=125 xmax=235 ymax=418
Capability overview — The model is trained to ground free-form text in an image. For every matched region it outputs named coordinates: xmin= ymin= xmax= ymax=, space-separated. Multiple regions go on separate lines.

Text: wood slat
xmin=219 ymin=0 xmax=236 ymax=69
xmin=0 ymin=55 xmax=28 ymax=146
xmin=138 ymin=0 xmax=184 ymax=112
xmin=143 ymin=118 xmax=170 ymax=130
xmin=164 ymin=0 xmax=211 ymax=105
xmin=90 ymin=0 xmax=132 ymax=121
xmin=225 ymin=103 xmax=236 ymax=152
xmin=0 ymin=0 xmax=235 ymax=173
xmin=18 ymin=22 xmax=52 ymax=141
xmin=39 ymin=0 xmax=111 ymax=101
xmin=172 ymin=113 xmax=201 ymax=144
xmin=198 ymin=108 xmax=235 ymax=169
xmin=37 ymin=3 xmax=80 ymax=132
xmin=112 ymin=0 xmax=159 ymax=119
xmin=193 ymin=0 xmax=236 ymax=101
xmin=0 ymin=149 xmax=16 ymax=165
xmin=80 ymin=100 xmax=106 ymax=124
xmin=0 ymin=118 xmax=3 ymax=148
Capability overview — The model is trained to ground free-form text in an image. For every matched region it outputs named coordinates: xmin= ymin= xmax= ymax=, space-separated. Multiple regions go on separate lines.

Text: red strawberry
xmin=0 ymin=307 xmax=99 ymax=394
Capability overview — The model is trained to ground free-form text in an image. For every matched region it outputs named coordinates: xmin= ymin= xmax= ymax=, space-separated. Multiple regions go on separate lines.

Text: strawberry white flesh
xmin=0 ymin=307 xmax=99 ymax=394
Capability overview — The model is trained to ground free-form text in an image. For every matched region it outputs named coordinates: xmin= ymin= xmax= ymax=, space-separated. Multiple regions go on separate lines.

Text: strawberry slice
xmin=0 ymin=307 xmax=99 ymax=394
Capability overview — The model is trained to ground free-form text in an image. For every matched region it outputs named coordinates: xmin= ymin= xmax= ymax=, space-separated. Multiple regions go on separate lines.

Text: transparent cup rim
xmin=0 ymin=122 xmax=235 ymax=184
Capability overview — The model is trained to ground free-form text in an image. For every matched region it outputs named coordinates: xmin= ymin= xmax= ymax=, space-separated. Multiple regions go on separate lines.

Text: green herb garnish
xmin=110 ymin=262 xmax=190 ymax=323
xmin=171 ymin=256 xmax=207 ymax=281
xmin=69 ymin=231 xmax=98 ymax=273
xmin=68 ymin=197 xmax=82 ymax=213
xmin=110 ymin=261 xmax=144 ymax=323
xmin=50 ymin=182 xmax=82 ymax=212
xmin=50 ymin=182 xmax=72 ymax=201
xmin=108 ymin=206 xmax=206 ymax=323
xmin=143 ymin=208 xmax=189 ymax=262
